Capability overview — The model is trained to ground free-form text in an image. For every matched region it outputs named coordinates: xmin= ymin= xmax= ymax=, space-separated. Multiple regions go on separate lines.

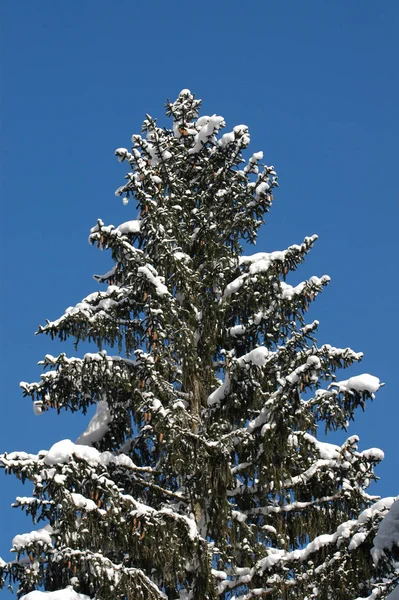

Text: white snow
xmin=360 ymin=448 xmax=385 ymax=461
xmin=232 ymin=510 xmax=247 ymax=523
xmin=286 ymin=355 xmax=322 ymax=385
xmin=33 ymin=401 xmax=44 ymax=415
xmin=255 ymin=181 xmax=270 ymax=197
xmin=218 ymin=125 xmax=250 ymax=149
xmin=372 ymin=499 xmax=399 ymax=563
xmin=251 ymin=151 xmax=263 ymax=162
xmin=233 ymin=124 xmax=250 ymax=146
xmin=250 ymin=255 xmax=282 ymax=276
xmin=115 ymin=220 xmax=141 ymax=235
xmin=346 ymin=374 xmax=381 ymax=393
xmin=239 ymin=250 xmax=286 ymax=268
xmin=218 ymin=131 xmax=235 ymax=147
xmin=348 ymin=531 xmax=369 ymax=551
xmin=229 ymin=324 xmax=246 ymax=337
xmin=207 ymin=373 xmax=230 ymax=407
xmin=76 ymin=400 xmax=111 ymax=446
xmin=44 ymin=439 xmax=77 ymax=466
xmin=15 ymin=496 xmax=40 ymax=506
xmin=331 ymin=374 xmax=381 ymax=395
xmin=43 ymin=439 xmax=137 ymax=471
xmin=174 ymin=251 xmax=191 ymax=263
xmin=359 ymin=496 xmax=398 ymax=526
xmin=71 ymin=493 xmax=97 ymax=512
xmin=212 ymin=569 xmax=228 ymax=580
xmin=21 ymin=588 xmax=91 ymax=600
xmin=280 ymin=275 xmax=330 ymax=300
xmin=188 ymin=115 xmax=226 ymax=154
xmin=196 ymin=115 xmax=211 ymax=128
xmin=137 ymin=265 xmax=170 ymax=296
xmin=223 ymin=274 xmax=246 ymax=298
xmin=115 ymin=148 xmax=133 ymax=163
xmin=237 ymin=347 xmax=269 ymax=367
xmin=302 ymin=433 xmax=340 ymax=460
xmin=12 ymin=525 xmax=53 ymax=552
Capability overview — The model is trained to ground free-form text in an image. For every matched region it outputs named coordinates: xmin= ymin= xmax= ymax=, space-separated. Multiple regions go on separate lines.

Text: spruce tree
xmin=1 ymin=89 xmax=398 ymax=600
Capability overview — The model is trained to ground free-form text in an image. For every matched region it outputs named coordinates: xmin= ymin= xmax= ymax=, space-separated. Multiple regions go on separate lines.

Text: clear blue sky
xmin=1 ymin=0 xmax=398 ymax=585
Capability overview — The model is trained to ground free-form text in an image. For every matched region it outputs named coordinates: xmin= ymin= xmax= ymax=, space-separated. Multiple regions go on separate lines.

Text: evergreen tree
xmin=1 ymin=89 xmax=398 ymax=600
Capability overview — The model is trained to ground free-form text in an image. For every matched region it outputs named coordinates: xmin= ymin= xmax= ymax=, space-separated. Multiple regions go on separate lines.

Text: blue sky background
xmin=1 ymin=0 xmax=398 ymax=590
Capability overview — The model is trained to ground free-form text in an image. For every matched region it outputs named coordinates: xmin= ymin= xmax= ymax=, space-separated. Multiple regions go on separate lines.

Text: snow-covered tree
xmin=1 ymin=89 xmax=398 ymax=600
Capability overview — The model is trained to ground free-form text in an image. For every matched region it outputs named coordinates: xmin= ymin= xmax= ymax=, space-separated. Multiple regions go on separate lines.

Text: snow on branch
xmin=89 ymin=217 xmax=142 ymax=248
xmin=20 ymin=351 xmax=141 ymax=414
xmin=2 ymin=439 xmax=141 ymax=473
xmin=218 ymin=497 xmax=398 ymax=595
xmin=137 ymin=264 xmax=170 ymax=297
xmin=222 ymin=235 xmax=319 ymax=300
xmin=21 ymin=588 xmax=92 ymax=600
xmin=330 ymin=374 xmax=382 ymax=397
xmin=372 ymin=498 xmax=399 ymax=564
xmin=12 ymin=525 xmax=54 ymax=554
